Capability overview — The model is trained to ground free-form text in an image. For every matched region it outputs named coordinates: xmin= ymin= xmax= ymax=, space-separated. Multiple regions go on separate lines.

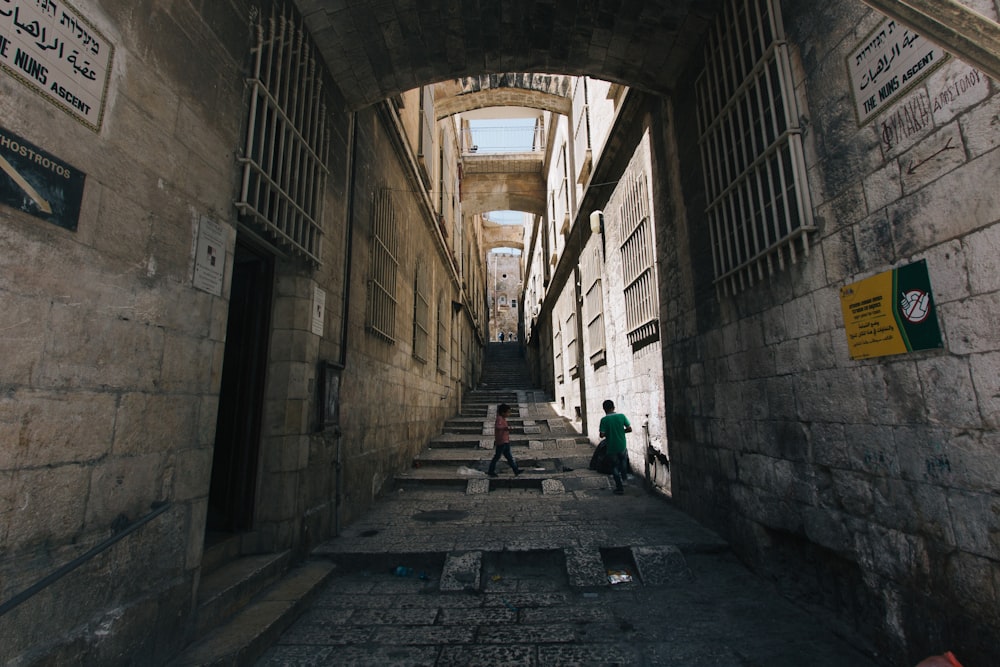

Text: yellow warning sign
xmin=839 ymin=260 xmax=942 ymax=360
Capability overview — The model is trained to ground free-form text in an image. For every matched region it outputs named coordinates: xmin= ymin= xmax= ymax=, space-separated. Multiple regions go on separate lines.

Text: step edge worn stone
xmin=171 ymin=561 xmax=335 ymax=667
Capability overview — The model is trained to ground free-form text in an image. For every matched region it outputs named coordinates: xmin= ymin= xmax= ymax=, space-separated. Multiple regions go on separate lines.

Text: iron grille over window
xmin=554 ymin=325 xmax=564 ymax=384
xmin=236 ymin=6 xmax=330 ymax=264
xmin=582 ymin=245 xmax=607 ymax=366
xmin=619 ymin=172 xmax=659 ymax=350
xmin=572 ymin=77 xmax=593 ymax=184
xmin=412 ymin=264 xmax=429 ymax=362
xmin=436 ymin=293 xmax=448 ymax=374
xmin=566 ymin=311 xmax=578 ymax=378
xmin=366 ymin=188 xmax=399 ymax=343
xmin=696 ymin=0 xmax=814 ymax=296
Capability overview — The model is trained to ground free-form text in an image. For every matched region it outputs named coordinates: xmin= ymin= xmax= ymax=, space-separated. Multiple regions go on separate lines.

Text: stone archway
xmin=435 ymin=75 xmax=573 ymax=120
xmin=297 ymin=1 xmax=725 ymax=109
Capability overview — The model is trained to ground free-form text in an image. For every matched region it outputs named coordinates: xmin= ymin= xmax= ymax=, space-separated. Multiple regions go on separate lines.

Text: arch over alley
xmin=298 ymin=0 xmax=1000 ymax=110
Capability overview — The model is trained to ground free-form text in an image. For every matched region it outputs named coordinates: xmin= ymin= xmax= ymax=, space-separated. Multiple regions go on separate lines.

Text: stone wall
xmin=662 ymin=2 xmax=1000 ymax=664
xmin=0 ymin=0 xmax=253 ymax=661
xmin=0 ymin=1 xmax=480 ymax=662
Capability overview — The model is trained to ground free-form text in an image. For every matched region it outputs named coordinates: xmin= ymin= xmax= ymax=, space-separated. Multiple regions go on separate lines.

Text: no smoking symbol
xmin=900 ymin=289 xmax=930 ymax=324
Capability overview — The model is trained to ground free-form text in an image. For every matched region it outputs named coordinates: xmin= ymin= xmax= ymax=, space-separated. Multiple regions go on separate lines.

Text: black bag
xmin=589 ymin=440 xmax=613 ymax=474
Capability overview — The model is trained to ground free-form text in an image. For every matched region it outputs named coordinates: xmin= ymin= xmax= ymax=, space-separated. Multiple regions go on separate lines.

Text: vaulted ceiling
xmin=293 ymin=1 xmax=1000 ymax=111
xmin=294 ymin=0 xmax=723 ymax=110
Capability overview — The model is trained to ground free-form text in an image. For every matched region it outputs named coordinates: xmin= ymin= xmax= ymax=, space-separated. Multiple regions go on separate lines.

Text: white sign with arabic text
xmin=846 ymin=17 xmax=946 ymax=125
xmin=0 ymin=0 xmax=113 ymax=131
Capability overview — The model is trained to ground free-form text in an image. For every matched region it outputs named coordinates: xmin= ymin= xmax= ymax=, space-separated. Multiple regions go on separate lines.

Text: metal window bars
xmin=582 ymin=244 xmax=607 ymax=365
xmin=236 ymin=6 xmax=330 ymax=265
xmin=619 ymin=172 xmax=660 ymax=349
xmin=412 ymin=264 xmax=430 ymax=362
xmin=696 ymin=0 xmax=814 ymax=297
xmin=366 ymin=188 xmax=399 ymax=343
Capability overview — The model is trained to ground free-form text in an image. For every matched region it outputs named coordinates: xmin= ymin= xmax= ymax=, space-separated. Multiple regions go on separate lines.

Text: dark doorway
xmin=208 ymin=239 xmax=274 ymax=533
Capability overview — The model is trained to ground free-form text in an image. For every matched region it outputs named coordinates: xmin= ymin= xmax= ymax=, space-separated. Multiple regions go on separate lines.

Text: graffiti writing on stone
xmin=924 ymin=454 xmax=951 ymax=480
xmin=880 ymin=92 xmax=932 ymax=151
xmin=880 ymin=69 xmax=984 ymax=151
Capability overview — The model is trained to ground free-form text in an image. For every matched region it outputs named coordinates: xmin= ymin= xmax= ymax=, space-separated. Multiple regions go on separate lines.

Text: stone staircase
xmin=169 ymin=342 xmax=603 ymax=665
xmin=168 ymin=533 xmax=334 ymax=666
xmin=395 ymin=342 xmax=602 ymax=494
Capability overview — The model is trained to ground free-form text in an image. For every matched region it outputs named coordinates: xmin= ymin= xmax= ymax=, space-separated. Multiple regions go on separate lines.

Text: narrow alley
xmin=175 ymin=345 xmax=880 ymax=665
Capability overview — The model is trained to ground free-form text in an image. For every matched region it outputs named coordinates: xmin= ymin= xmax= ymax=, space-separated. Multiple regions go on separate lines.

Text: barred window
xmin=582 ymin=244 xmax=607 ymax=366
xmin=412 ymin=263 xmax=429 ymax=362
xmin=572 ymin=77 xmax=593 ymax=184
xmin=366 ymin=188 xmax=399 ymax=343
xmin=619 ymin=171 xmax=659 ymax=350
xmin=566 ymin=310 xmax=578 ymax=378
xmin=696 ymin=0 xmax=814 ymax=296
xmin=554 ymin=325 xmax=564 ymax=384
xmin=236 ymin=6 xmax=329 ymax=264
xmin=436 ymin=292 xmax=448 ymax=374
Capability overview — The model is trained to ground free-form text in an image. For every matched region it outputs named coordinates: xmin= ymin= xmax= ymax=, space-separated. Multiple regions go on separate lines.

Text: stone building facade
xmin=0 ymin=1 xmax=486 ymax=662
xmin=488 ymin=250 xmax=522 ymax=343
xmin=522 ymin=2 xmax=1000 ymax=664
xmin=0 ymin=0 xmax=998 ymax=665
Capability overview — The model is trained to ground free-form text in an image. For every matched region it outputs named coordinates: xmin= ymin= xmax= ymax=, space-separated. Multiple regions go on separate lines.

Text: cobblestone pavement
xmin=255 ymin=480 xmax=880 ymax=666
xmin=257 ymin=377 xmax=879 ymax=666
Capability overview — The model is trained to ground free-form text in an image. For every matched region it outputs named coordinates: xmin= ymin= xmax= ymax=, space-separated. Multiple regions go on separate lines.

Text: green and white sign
xmin=839 ymin=260 xmax=943 ymax=360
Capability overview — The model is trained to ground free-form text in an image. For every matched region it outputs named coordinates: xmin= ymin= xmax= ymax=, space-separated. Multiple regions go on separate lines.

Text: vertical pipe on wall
xmin=333 ymin=111 xmax=359 ymax=536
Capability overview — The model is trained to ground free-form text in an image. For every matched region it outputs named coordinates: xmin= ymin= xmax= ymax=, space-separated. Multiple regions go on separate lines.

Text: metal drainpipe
xmin=334 ymin=111 xmax=359 ymax=536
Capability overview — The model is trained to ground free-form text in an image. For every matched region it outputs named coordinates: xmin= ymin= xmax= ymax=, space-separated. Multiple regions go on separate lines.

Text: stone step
xmin=194 ymin=551 xmax=292 ymax=638
xmin=169 ymin=561 xmax=336 ymax=666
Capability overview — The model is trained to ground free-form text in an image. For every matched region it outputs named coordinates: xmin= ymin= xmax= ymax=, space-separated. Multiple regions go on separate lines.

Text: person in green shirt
xmin=599 ymin=399 xmax=632 ymax=495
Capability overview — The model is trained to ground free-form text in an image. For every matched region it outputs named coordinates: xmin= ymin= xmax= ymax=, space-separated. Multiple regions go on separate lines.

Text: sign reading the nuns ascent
xmin=847 ymin=17 xmax=946 ymax=125
xmin=0 ymin=0 xmax=114 ymax=131
xmin=839 ymin=260 xmax=943 ymax=360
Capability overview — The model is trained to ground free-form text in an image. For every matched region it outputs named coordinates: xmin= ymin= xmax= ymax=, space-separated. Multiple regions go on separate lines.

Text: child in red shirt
xmin=488 ymin=403 xmax=521 ymax=477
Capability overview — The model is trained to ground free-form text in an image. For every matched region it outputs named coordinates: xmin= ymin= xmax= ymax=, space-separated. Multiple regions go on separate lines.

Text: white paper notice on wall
xmin=312 ymin=285 xmax=325 ymax=336
xmin=193 ymin=216 xmax=226 ymax=296
xmin=847 ymin=16 xmax=947 ymax=125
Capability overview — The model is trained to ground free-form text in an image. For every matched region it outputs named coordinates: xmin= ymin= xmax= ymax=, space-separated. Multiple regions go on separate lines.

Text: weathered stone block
xmin=893 ymin=147 xmax=1000 ymax=257
xmin=5 ymin=465 xmax=90 ymax=551
xmin=159 ymin=334 xmax=217 ymax=393
xmin=440 ymin=550 xmax=482 ymax=592
xmin=942 ymin=292 xmax=1000 ymax=357
xmin=0 ymin=294 xmax=49 ymax=384
xmin=804 ymin=507 xmax=854 ymax=554
xmin=811 ymin=421 xmax=848 ymax=469
xmin=85 ymin=453 xmax=165 ymax=526
xmin=830 ymin=469 xmax=875 ymax=515
xmin=970 ymin=351 xmax=1000 ymax=429
xmin=845 ymin=423 xmax=899 ymax=476
xmin=0 ymin=389 xmax=115 ymax=468
xmin=916 ymin=356 xmax=982 ymax=427
xmin=960 ymin=85 xmax=1000 ymax=159
xmin=44 ymin=305 xmax=165 ymax=391
xmin=171 ymin=446 xmax=213 ymax=502
xmin=928 ymin=61 xmax=990 ymax=126
xmin=863 ymin=161 xmax=902 ymax=214
xmin=948 ymin=489 xmax=1000 ymax=558
xmin=900 ymin=123 xmax=966 ymax=195
xmin=794 ymin=368 xmax=868 ymax=422
xmin=113 ymin=393 xmax=199 ymax=455
xmin=921 ymin=239 xmax=969 ymax=304
xmin=857 ymin=362 xmax=925 ymax=426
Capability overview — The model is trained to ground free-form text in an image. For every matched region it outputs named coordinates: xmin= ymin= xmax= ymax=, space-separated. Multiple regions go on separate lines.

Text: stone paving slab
xmin=440 ymin=550 xmax=482 ymax=592
xmin=631 ymin=544 xmax=693 ymax=586
xmin=257 ymin=550 xmax=880 ymax=667
xmin=269 ymin=390 xmax=880 ymax=666
xmin=564 ymin=546 xmax=607 ymax=587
